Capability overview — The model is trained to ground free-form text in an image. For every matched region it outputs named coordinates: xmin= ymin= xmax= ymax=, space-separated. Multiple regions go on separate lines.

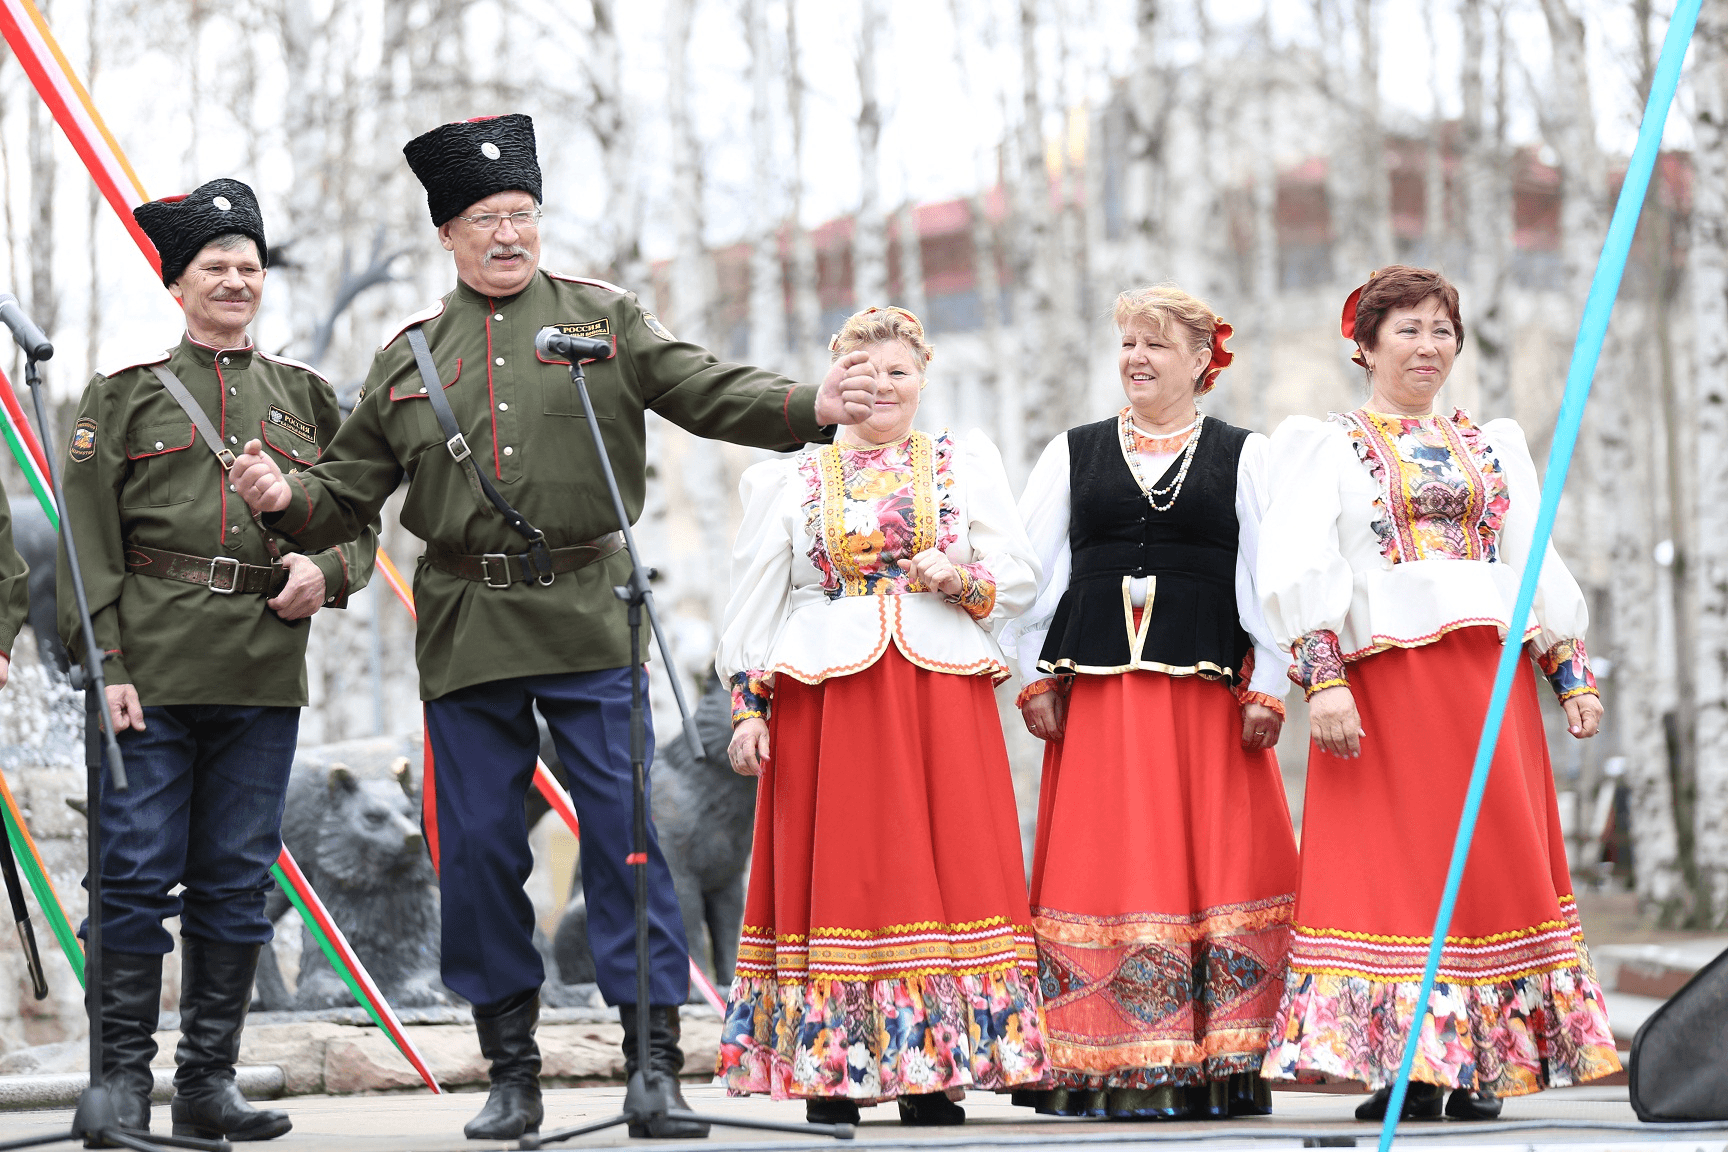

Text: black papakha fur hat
xmin=133 ymin=178 xmax=269 ymax=287
xmin=403 ymin=114 xmax=542 ymax=228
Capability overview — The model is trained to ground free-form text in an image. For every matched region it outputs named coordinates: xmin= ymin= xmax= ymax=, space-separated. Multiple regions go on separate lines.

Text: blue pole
xmin=1375 ymin=4 xmax=1700 ymax=1148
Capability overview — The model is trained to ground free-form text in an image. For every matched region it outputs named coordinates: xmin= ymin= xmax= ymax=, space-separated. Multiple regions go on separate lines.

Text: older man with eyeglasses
xmin=229 ymin=114 xmax=877 ymax=1141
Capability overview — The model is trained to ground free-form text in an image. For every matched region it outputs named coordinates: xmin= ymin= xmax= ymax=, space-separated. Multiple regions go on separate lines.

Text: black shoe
xmin=805 ymin=1097 xmax=861 ymax=1126
xmin=464 ymin=989 xmax=544 ymax=1140
xmin=897 ymin=1092 xmax=965 ymax=1125
xmin=1354 ymin=1082 xmax=1444 ymax=1122
xmin=1445 ymin=1087 xmax=1502 ymax=1120
xmin=1227 ymin=1071 xmax=1274 ymax=1116
xmin=621 ymin=1004 xmax=710 ymax=1138
xmin=99 ymin=948 xmax=163 ymax=1133
xmin=170 ymin=938 xmax=292 ymax=1141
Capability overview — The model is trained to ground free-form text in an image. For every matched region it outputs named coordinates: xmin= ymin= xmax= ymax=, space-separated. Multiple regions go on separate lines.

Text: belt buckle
xmin=208 ymin=556 xmax=241 ymax=594
xmin=447 ymin=433 xmax=471 ymax=463
xmin=481 ymin=553 xmax=513 ymax=589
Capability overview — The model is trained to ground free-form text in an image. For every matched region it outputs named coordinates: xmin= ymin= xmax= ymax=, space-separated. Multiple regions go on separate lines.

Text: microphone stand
xmin=0 ymin=350 xmax=227 ymax=1152
xmin=523 ymin=359 xmax=852 ymax=1147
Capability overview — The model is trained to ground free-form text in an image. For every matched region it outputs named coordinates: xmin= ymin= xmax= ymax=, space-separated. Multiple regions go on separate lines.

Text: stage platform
xmin=2 ymin=1082 xmax=1720 ymax=1151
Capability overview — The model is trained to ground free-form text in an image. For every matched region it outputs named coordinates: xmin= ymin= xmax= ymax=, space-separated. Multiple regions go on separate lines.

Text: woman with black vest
xmin=1004 ymin=285 xmax=1299 ymax=1121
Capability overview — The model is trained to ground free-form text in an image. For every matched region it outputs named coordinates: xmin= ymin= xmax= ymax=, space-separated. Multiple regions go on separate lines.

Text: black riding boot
xmin=100 ymin=949 xmax=163 ymax=1133
xmin=620 ymin=1004 xmax=709 ymax=1139
xmin=170 ymin=938 xmax=292 ymax=1141
xmin=464 ymin=990 xmax=544 ymax=1140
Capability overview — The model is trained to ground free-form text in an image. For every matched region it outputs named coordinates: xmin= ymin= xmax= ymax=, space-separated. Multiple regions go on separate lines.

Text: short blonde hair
xmin=828 ymin=305 xmax=934 ymax=368
xmin=1113 ymin=285 xmax=1232 ymax=394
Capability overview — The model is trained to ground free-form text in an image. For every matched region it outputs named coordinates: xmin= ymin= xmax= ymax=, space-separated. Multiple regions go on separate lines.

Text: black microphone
xmin=535 ymin=327 xmax=612 ymax=363
xmin=0 ymin=294 xmax=51 ymax=360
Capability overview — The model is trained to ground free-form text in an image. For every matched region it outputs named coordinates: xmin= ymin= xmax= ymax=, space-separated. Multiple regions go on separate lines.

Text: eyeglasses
xmin=455 ymin=209 xmax=543 ymax=233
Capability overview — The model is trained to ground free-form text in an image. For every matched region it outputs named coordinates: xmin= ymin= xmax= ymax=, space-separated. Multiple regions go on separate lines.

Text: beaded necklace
xmin=1119 ymin=408 xmax=1205 ymax=512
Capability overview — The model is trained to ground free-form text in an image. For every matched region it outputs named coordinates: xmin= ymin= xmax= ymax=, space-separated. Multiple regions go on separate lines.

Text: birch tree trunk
xmin=84 ymin=0 xmax=99 ymax=378
xmin=1247 ymin=5 xmax=1279 ymax=434
xmin=1007 ymin=0 xmax=1057 ymax=475
xmin=27 ymin=11 xmax=55 ymax=343
xmin=745 ymin=0 xmax=784 ymax=369
xmin=896 ymin=202 xmax=928 ymax=323
xmin=666 ymin=0 xmax=713 ymax=344
xmin=1421 ymin=5 xmax=1446 ymax=268
xmin=852 ymin=0 xmax=888 ymax=307
xmin=589 ymin=0 xmax=645 ymax=291
xmin=1540 ymin=0 xmax=1681 ymax=908
xmin=1121 ymin=0 xmax=1166 ymax=286
xmin=1689 ymin=0 xmax=1728 ymax=921
xmin=1319 ymin=0 xmax=1391 ymax=284
xmin=785 ymin=0 xmax=822 ymax=384
xmin=1459 ymin=0 xmax=1514 ymax=418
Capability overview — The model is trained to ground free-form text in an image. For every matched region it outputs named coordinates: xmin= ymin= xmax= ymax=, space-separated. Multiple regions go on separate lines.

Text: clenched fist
xmin=230 ymin=439 xmax=293 ymax=514
xmin=814 ymin=350 xmax=879 ymax=425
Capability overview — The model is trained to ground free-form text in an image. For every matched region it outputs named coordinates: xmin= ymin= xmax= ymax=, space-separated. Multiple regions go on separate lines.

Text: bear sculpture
xmin=254 ymin=734 xmax=451 ymax=1010
xmin=548 ymin=675 xmax=754 ymax=992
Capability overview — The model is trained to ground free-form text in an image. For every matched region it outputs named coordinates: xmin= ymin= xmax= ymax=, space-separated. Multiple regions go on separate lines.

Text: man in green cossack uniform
xmin=230 ymin=113 xmax=876 ymax=1142
xmin=58 ymin=178 xmax=376 ymax=1142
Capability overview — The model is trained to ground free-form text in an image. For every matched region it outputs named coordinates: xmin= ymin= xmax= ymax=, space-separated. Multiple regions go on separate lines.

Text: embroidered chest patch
xmin=69 ymin=418 xmax=97 ymax=462
xmin=549 ymin=318 xmax=610 ymax=341
xmin=269 ymin=405 xmax=316 ymax=444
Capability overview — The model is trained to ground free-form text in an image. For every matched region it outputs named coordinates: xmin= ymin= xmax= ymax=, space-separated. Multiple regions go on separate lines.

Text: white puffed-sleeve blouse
xmin=1256 ymin=409 xmax=1589 ymax=676
xmin=715 ymin=428 xmax=1038 ymax=705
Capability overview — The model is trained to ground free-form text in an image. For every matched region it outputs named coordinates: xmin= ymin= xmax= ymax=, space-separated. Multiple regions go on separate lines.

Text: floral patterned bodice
xmin=1333 ymin=407 xmax=1510 ymax=566
xmin=797 ymin=430 xmax=993 ymax=615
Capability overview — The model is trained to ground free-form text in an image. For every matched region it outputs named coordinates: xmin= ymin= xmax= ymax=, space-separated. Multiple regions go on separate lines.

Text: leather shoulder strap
xmin=149 ymin=364 xmax=234 ymax=469
xmin=405 ymin=325 xmax=555 ymax=583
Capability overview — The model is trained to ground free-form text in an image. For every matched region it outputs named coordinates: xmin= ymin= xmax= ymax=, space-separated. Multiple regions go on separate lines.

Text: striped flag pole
xmin=0 ymin=369 xmax=55 ymax=527
xmin=271 ymin=851 xmax=442 ymax=1093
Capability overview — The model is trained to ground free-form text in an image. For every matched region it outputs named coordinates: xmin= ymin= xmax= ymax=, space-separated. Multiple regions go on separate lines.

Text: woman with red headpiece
xmin=1003 ymin=285 xmax=1300 ymax=1121
xmin=1256 ymin=266 xmax=1618 ymax=1119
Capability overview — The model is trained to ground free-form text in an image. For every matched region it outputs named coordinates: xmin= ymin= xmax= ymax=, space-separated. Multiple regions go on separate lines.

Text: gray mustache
xmin=482 ymin=245 xmax=536 ymax=267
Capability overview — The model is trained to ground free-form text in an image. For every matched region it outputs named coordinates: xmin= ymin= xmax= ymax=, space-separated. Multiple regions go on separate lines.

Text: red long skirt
xmin=715 ymin=646 xmax=1048 ymax=1101
xmin=1028 ymin=670 xmax=1300 ymax=1089
xmin=1262 ymin=626 xmax=1621 ymax=1095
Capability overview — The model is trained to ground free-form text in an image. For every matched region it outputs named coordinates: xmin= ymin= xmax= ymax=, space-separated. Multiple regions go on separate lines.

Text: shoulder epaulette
xmin=96 ymin=349 xmax=171 ymax=379
xmin=378 ymin=299 xmax=448 ymax=349
xmin=256 ymin=349 xmax=332 ymax=386
xmin=548 ymin=272 xmax=629 ymax=295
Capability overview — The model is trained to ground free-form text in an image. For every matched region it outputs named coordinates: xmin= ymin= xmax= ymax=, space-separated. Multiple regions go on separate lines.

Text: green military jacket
xmin=0 ymin=475 xmax=30 ymax=658
xmin=58 ymin=334 xmax=376 ymax=706
xmin=266 ymin=269 xmax=829 ymax=700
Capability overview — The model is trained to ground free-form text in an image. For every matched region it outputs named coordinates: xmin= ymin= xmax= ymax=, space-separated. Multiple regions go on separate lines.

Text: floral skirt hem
xmin=716 ymin=966 xmax=1050 ymax=1101
xmin=1260 ymin=963 xmax=1622 ymax=1096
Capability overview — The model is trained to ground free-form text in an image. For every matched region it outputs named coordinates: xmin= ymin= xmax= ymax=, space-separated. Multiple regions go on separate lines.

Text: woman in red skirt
xmin=714 ymin=306 xmax=1048 ymax=1127
xmin=1257 ymin=266 xmax=1617 ymax=1120
xmin=1003 ymin=285 xmax=1300 ymax=1120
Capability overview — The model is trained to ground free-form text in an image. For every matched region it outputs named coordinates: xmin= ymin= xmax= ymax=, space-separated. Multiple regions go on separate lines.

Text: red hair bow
xmin=1199 ymin=320 xmax=1234 ymax=394
xmin=1340 ymin=273 xmax=1375 ymax=368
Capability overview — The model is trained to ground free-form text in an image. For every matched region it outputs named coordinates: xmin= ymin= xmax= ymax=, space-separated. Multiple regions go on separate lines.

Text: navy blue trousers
xmin=423 ymin=667 xmax=690 ymax=1008
xmin=83 ymin=704 xmax=299 ymax=954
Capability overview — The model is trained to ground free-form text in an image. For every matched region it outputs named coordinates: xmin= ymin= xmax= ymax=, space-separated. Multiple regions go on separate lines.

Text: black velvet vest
xmin=1037 ymin=415 xmax=1253 ymax=683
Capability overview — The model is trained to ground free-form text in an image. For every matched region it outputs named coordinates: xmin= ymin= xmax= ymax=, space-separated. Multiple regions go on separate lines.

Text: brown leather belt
xmin=426 ymin=532 xmax=624 ymax=588
xmin=124 ymin=545 xmax=288 ymax=595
